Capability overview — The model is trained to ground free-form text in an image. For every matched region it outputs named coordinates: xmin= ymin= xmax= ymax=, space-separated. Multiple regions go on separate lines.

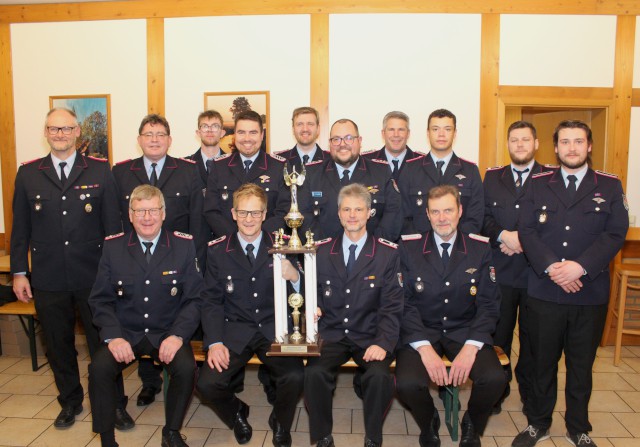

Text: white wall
xmin=500 ymin=15 xmax=616 ymax=87
xmin=329 ymin=14 xmax=482 ymax=161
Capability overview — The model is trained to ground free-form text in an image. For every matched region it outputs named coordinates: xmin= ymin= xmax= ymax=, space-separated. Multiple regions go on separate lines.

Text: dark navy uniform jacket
xmin=316 ymin=234 xmax=404 ymax=353
xmin=185 ymin=148 xmax=227 ymax=187
xmin=400 ymin=152 xmax=484 ymax=235
xmin=204 ymin=151 xmax=288 ymax=237
xmin=275 ymin=144 xmax=328 ymax=173
xmin=299 ymin=157 xmax=402 ymax=242
xmin=201 ymin=231 xmax=280 ymax=355
xmin=400 ymin=232 xmax=500 ymax=347
xmin=362 ymin=146 xmax=420 ymax=182
xmin=112 ymin=155 xmax=206 ymax=262
xmin=482 ymin=162 xmax=550 ymax=288
xmin=519 ymin=168 xmax=629 ymax=306
xmin=10 ymin=153 xmax=121 ymax=291
xmin=89 ymin=229 xmax=203 ymax=348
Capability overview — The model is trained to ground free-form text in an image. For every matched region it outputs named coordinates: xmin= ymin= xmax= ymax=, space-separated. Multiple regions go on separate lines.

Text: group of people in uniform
xmin=8 ymin=105 xmax=629 ymax=447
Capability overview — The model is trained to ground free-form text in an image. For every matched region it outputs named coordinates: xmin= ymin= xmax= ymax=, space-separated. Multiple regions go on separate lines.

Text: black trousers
xmin=525 ymin=297 xmax=607 ymax=435
xmin=89 ymin=336 xmax=195 ymax=434
xmin=137 ymin=358 xmax=163 ymax=389
xmin=395 ymin=339 xmax=506 ymax=436
xmin=493 ymin=284 xmax=533 ymax=405
xmin=304 ymin=338 xmax=394 ymax=444
xmin=197 ymin=332 xmax=304 ymax=431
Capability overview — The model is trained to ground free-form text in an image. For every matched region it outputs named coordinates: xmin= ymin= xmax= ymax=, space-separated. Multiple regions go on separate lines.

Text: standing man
xmin=363 ymin=111 xmax=420 ymax=182
xmin=89 ymin=185 xmax=202 ymax=447
xmin=186 ymin=110 xmax=228 ymax=187
xmin=10 ymin=108 xmax=132 ymax=429
xmin=204 ymin=110 xmax=288 ymax=237
xmin=197 ymin=183 xmax=304 ymax=447
xmin=401 ymin=109 xmax=483 ymax=234
xmin=299 ymin=118 xmax=402 ymax=241
xmin=482 ymin=121 xmax=550 ymax=414
xmin=305 ymin=184 xmax=404 ymax=447
xmin=113 ymin=114 xmax=205 ymax=407
xmin=396 ymin=185 xmax=505 ymax=447
xmin=512 ymin=120 xmax=629 ymax=447
xmin=275 ymin=106 xmax=328 ymax=172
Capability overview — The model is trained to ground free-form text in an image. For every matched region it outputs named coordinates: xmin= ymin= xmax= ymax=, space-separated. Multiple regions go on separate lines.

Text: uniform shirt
xmin=362 ymin=146 xmax=420 ymax=182
xmin=143 ymin=156 xmax=166 ymax=181
xmin=275 ymin=144 xmax=327 ymax=172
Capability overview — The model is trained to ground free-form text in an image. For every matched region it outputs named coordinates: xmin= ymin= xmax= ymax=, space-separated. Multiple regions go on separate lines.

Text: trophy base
xmin=267 ymin=338 xmax=322 ymax=357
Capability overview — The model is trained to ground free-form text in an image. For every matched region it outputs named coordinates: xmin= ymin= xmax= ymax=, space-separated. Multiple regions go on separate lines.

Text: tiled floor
xmin=0 ymin=339 xmax=639 ymax=446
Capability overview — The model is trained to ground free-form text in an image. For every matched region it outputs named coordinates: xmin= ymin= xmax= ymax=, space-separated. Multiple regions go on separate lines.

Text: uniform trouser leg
xmin=564 ymin=303 xmax=607 ymax=435
xmin=137 ymin=358 xmax=163 ymax=389
xmin=513 ymin=288 xmax=533 ymax=406
xmin=526 ymin=297 xmax=567 ymax=431
xmin=34 ymin=289 xmax=84 ymax=407
xmin=304 ymin=340 xmax=352 ymax=443
xmin=89 ymin=345 xmax=130 ymax=433
xmin=396 ymin=347 xmax=436 ymax=436
xmin=164 ymin=341 xmax=197 ymax=430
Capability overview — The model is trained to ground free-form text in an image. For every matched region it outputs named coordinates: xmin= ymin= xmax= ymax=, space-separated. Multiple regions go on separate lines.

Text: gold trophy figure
xmin=288 ymin=293 xmax=304 ymax=343
xmin=283 ymin=165 xmax=306 ymax=249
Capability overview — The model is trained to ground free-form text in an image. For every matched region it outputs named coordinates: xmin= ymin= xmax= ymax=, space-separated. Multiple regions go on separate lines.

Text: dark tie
xmin=205 ymin=158 xmax=213 ymax=173
xmin=441 ymin=242 xmax=451 ymax=268
xmin=302 ymin=155 xmax=310 ymax=165
xmin=244 ymin=160 xmax=252 ymax=175
xmin=246 ymin=243 xmax=256 ymax=266
xmin=59 ymin=162 xmax=67 ymax=186
xmin=392 ymin=159 xmax=400 ymax=179
xmin=567 ymin=175 xmax=578 ymax=201
xmin=150 ymin=163 xmax=158 ymax=186
xmin=346 ymin=244 xmax=357 ymax=275
xmin=514 ymin=168 xmax=530 ymax=190
xmin=341 ymin=169 xmax=350 ymax=186
xmin=436 ymin=160 xmax=445 ymax=184
xmin=142 ymin=241 xmax=153 ymax=264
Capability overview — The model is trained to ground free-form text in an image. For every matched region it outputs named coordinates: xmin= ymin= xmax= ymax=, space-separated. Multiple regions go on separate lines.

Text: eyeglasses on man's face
xmin=130 ymin=207 xmax=164 ymax=217
xmin=140 ymin=132 xmax=169 ymax=139
xmin=329 ymin=135 xmax=359 ymax=146
xmin=46 ymin=126 xmax=77 ymax=135
xmin=199 ymin=123 xmax=222 ymax=132
xmin=235 ymin=209 xmax=265 ymax=218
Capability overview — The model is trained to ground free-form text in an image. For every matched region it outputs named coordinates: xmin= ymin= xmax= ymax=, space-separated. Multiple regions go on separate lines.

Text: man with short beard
xmin=275 ymin=106 xmax=328 ymax=172
xmin=512 ymin=120 xmax=629 ymax=447
xmin=187 ymin=109 xmax=228 ymax=187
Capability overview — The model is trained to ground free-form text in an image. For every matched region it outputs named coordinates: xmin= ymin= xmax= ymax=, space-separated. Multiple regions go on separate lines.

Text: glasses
xmin=199 ymin=123 xmax=222 ymax=132
xmin=140 ymin=133 xmax=169 ymax=139
xmin=46 ymin=126 xmax=76 ymax=135
xmin=130 ymin=207 xmax=164 ymax=217
xmin=329 ymin=135 xmax=359 ymax=146
xmin=235 ymin=209 xmax=265 ymax=218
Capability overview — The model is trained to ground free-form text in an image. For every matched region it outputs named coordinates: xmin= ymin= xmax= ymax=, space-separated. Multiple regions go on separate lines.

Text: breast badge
xmin=85 ymin=203 xmax=93 ymax=213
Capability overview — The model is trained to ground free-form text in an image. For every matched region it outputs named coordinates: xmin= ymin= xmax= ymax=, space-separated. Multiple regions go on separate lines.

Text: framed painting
xmin=204 ymin=91 xmax=270 ymax=152
xmin=49 ymin=94 xmax=112 ymax=163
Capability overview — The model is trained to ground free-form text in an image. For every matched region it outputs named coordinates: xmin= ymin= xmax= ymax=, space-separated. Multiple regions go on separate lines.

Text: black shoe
xmin=233 ymin=401 xmax=252 ymax=444
xmin=54 ymin=404 xmax=82 ymax=428
xmin=565 ymin=432 xmax=597 ymax=447
xmin=114 ymin=407 xmax=135 ymax=431
xmin=364 ymin=438 xmax=381 ymax=447
xmin=460 ymin=417 xmax=481 ymax=447
xmin=137 ymin=386 xmax=160 ymax=406
xmin=268 ymin=410 xmax=292 ymax=447
xmin=492 ymin=385 xmax=511 ymax=414
xmin=161 ymin=429 xmax=189 ymax=447
xmin=317 ymin=435 xmax=335 ymax=447
xmin=512 ymin=425 xmax=550 ymax=447
xmin=419 ymin=411 xmax=441 ymax=447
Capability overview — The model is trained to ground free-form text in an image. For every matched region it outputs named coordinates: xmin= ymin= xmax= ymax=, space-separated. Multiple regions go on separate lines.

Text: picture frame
xmin=204 ymin=91 xmax=270 ymax=153
xmin=49 ymin=94 xmax=112 ymax=163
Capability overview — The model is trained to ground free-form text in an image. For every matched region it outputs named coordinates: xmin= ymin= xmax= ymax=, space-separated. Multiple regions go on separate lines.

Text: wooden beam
xmin=499 ymin=86 xmax=614 ymax=105
xmin=147 ymin=18 xmax=165 ymax=115
xmin=478 ymin=13 xmax=500 ymax=174
xmin=310 ymin=13 xmax=330 ymax=146
xmin=4 ymin=0 xmax=640 ymax=24
xmin=0 ymin=23 xmax=16 ymax=254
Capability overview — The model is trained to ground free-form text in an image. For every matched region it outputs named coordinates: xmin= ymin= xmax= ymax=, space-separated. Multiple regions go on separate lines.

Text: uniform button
xmin=145 ymin=328 xmax=149 ymax=333
xmin=493 ymin=202 xmax=497 ymax=206
xmin=443 ymin=329 xmax=447 ymax=333
xmin=315 ymin=201 xmax=319 ymax=206
xmin=417 ymin=277 xmax=422 ymax=281
xmin=595 ymin=207 xmax=600 ymax=211
xmin=344 ymin=318 xmax=348 ymax=323
xmin=36 ymin=195 xmax=41 ymax=199
xmin=256 ymin=309 xmax=259 ymax=313
xmin=61 ymin=196 xmax=66 ymax=200
xmin=259 ymin=323 xmax=262 ymax=328
xmin=62 ymin=211 xmax=67 ymax=215
xmin=344 ymin=329 xmax=349 ymax=334
xmin=172 ymin=279 xmax=177 ymax=284
xmin=418 ymin=191 xmax=422 ymax=195
xmin=443 ymin=316 xmax=447 ymax=321
xmin=515 ymin=204 xmax=520 ymax=209
xmin=373 ymin=199 xmax=378 ymax=204
xmin=542 ymin=205 xmax=547 ymax=210
xmin=563 ymin=242 xmax=568 ymax=247
xmin=565 ymin=226 xmax=570 ymax=230
xmin=346 ymin=289 xmax=351 ymax=294
xmin=144 ymin=313 xmax=149 ymax=318
xmin=176 ymin=192 xmax=180 ymax=196
xmin=444 ymin=299 xmax=449 ymax=303
xmin=445 ymin=282 xmax=450 ymax=286
xmin=144 ymin=297 xmax=149 ymax=302
xmin=369 ymin=283 xmax=374 ymax=288
xmin=326 ymin=280 xmax=330 ymax=284
xmin=145 ymin=280 xmax=150 ymax=285
xmin=345 ymin=304 xmax=350 ymax=309
xmin=65 ymin=241 xmax=69 ymax=245
xmin=254 ymin=293 xmax=258 ymax=297
xmin=126 ymin=195 xmax=130 ymax=199
xmin=471 ymin=279 xmax=475 ymax=283
xmin=228 ymin=276 xmax=232 ymax=280
xmin=265 ymin=188 xmax=270 ymax=192
xmin=561 ymin=258 xmax=566 ymax=262
xmin=252 ymin=277 xmax=256 ymax=282
xmin=118 ymin=281 xmax=122 ymax=285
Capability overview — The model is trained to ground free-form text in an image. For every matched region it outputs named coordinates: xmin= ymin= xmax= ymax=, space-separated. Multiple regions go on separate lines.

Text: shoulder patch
xmin=378 ymin=238 xmax=398 ymax=249
xmin=215 ymin=153 xmax=233 ymax=161
xmin=532 ymin=171 xmax=554 ymax=179
xmin=306 ymin=160 xmax=323 ymax=166
xmin=595 ymin=169 xmax=618 ymax=179
xmin=105 ymin=232 xmax=125 ymax=241
xmin=269 ymin=153 xmax=286 ymax=163
xmin=468 ymin=233 xmax=490 ymax=244
xmin=406 ymin=155 xmax=425 ymax=163
xmin=180 ymin=157 xmax=196 ymax=164
xmin=173 ymin=231 xmax=193 ymax=240
xmin=370 ymin=158 xmax=389 ymax=165
xmin=314 ymin=237 xmax=332 ymax=246
xmin=208 ymin=235 xmax=226 ymax=246
xmin=458 ymin=156 xmax=478 ymax=165
xmin=86 ymin=155 xmax=108 ymax=162
xmin=20 ymin=157 xmax=40 ymax=166
xmin=401 ymin=234 xmax=422 ymax=241
xmin=115 ymin=159 xmax=132 ymax=166
xmin=486 ymin=165 xmax=503 ymax=171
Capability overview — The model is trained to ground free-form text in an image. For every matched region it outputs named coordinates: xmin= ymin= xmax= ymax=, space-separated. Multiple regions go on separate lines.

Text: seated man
xmin=197 ymin=183 xmax=304 ymax=447
xmin=305 ymin=183 xmax=404 ymax=447
xmin=88 ymin=185 xmax=203 ymax=447
xmin=396 ymin=184 xmax=506 ymax=447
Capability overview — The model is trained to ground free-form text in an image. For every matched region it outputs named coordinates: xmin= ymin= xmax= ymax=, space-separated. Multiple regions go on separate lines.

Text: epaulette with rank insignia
xmin=370 ymin=158 xmax=389 ymax=165
xmin=269 ymin=153 xmax=286 ymax=163
xmin=378 ymin=238 xmax=398 ymax=249
xmin=115 ymin=159 xmax=132 ymax=165
xmin=458 ymin=156 xmax=478 ymax=165
xmin=86 ymin=155 xmax=108 ymax=162
xmin=315 ymin=237 xmax=332 ymax=246
xmin=273 ymin=149 xmax=288 ymax=155
xmin=544 ymin=164 xmax=559 ymax=169
xmin=21 ymin=157 xmax=40 ymax=166
xmin=468 ymin=233 xmax=489 ymax=243
xmin=174 ymin=231 xmax=193 ymax=239
xmin=413 ymin=150 xmax=427 ymax=156
xmin=105 ymin=232 xmax=125 ymax=241
xmin=401 ymin=234 xmax=422 ymax=241
xmin=595 ymin=170 xmax=618 ymax=179
xmin=208 ymin=235 xmax=226 ymax=246
xmin=360 ymin=149 xmax=377 ymax=155
xmin=306 ymin=160 xmax=323 ymax=166
xmin=215 ymin=153 xmax=232 ymax=161
xmin=406 ymin=155 xmax=425 ymax=163
xmin=486 ymin=165 xmax=503 ymax=171
xmin=532 ymin=171 xmax=553 ymax=179
xmin=180 ymin=157 xmax=196 ymax=164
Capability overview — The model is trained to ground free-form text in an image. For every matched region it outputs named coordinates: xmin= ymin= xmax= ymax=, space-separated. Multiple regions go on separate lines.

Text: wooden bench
xmin=0 ymin=300 xmax=46 ymax=371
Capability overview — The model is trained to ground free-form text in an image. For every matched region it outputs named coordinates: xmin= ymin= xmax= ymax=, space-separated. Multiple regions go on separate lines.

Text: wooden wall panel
xmin=0 ymin=23 xmax=16 ymax=253
xmin=147 ymin=18 xmax=165 ymax=115
xmin=478 ymin=14 xmax=500 ymax=173
xmin=310 ymin=13 xmax=329 ymax=145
